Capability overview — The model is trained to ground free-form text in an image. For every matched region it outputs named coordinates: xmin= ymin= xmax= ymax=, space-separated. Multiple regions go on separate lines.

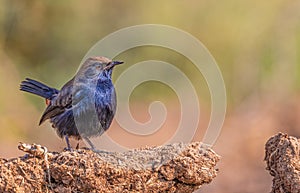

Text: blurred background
xmin=1 ymin=1 xmax=300 ymax=192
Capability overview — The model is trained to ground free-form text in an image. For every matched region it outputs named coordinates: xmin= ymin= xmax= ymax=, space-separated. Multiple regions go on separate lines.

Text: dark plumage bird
xmin=20 ymin=56 xmax=123 ymax=150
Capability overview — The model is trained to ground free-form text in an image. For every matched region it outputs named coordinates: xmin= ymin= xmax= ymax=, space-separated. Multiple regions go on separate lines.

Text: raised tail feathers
xmin=20 ymin=78 xmax=59 ymax=99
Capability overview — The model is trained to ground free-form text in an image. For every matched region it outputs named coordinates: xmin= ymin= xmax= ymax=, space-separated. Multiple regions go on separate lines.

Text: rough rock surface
xmin=265 ymin=133 xmax=300 ymax=193
xmin=0 ymin=142 xmax=220 ymax=193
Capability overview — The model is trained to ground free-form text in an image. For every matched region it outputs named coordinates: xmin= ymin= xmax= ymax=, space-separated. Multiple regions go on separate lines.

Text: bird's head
xmin=78 ymin=56 xmax=123 ymax=79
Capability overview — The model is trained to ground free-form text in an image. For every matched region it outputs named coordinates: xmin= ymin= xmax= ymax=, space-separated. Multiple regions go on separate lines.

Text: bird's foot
xmin=63 ymin=147 xmax=73 ymax=152
xmin=92 ymin=149 xmax=109 ymax=154
xmin=83 ymin=137 xmax=96 ymax=150
xmin=81 ymin=137 xmax=109 ymax=153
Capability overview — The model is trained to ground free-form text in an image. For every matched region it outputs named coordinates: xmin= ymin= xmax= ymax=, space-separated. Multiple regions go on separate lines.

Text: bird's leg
xmin=83 ymin=137 xmax=96 ymax=150
xmin=83 ymin=137 xmax=108 ymax=153
xmin=64 ymin=135 xmax=72 ymax=151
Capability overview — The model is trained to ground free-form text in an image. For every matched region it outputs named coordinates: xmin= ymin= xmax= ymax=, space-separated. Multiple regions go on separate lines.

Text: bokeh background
xmin=1 ymin=1 xmax=300 ymax=192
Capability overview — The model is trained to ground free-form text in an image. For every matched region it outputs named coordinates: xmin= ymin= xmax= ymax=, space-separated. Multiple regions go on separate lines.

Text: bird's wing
xmin=39 ymin=78 xmax=86 ymax=125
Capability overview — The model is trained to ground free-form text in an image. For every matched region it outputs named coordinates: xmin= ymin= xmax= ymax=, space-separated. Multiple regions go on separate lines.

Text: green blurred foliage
xmin=1 ymin=0 xmax=300 ymax=107
xmin=1 ymin=0 xmax=300 ymax=151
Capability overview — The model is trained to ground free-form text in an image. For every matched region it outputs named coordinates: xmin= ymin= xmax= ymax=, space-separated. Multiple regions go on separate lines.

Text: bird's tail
xmin=20 ymin=78 xmax=59 ymax=99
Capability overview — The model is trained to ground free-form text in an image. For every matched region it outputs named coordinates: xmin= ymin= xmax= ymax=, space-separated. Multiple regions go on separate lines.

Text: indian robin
xmin=20 ymin=56 xmax=123 ymax=150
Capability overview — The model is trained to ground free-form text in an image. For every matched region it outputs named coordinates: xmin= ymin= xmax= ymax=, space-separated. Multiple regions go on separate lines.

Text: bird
xmin=20 ymin=56 xmax=123 ymax=150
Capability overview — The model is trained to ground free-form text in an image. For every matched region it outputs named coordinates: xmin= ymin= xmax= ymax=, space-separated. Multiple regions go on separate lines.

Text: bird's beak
xmin=112 ymin=61 xmax=124 ymax=66
xmin=105 ymin=61 xmax=124 ymax=70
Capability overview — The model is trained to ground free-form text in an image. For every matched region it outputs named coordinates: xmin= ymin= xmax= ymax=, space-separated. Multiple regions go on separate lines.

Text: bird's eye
xmin=94 ymin=62 xmax=101 ymax=69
